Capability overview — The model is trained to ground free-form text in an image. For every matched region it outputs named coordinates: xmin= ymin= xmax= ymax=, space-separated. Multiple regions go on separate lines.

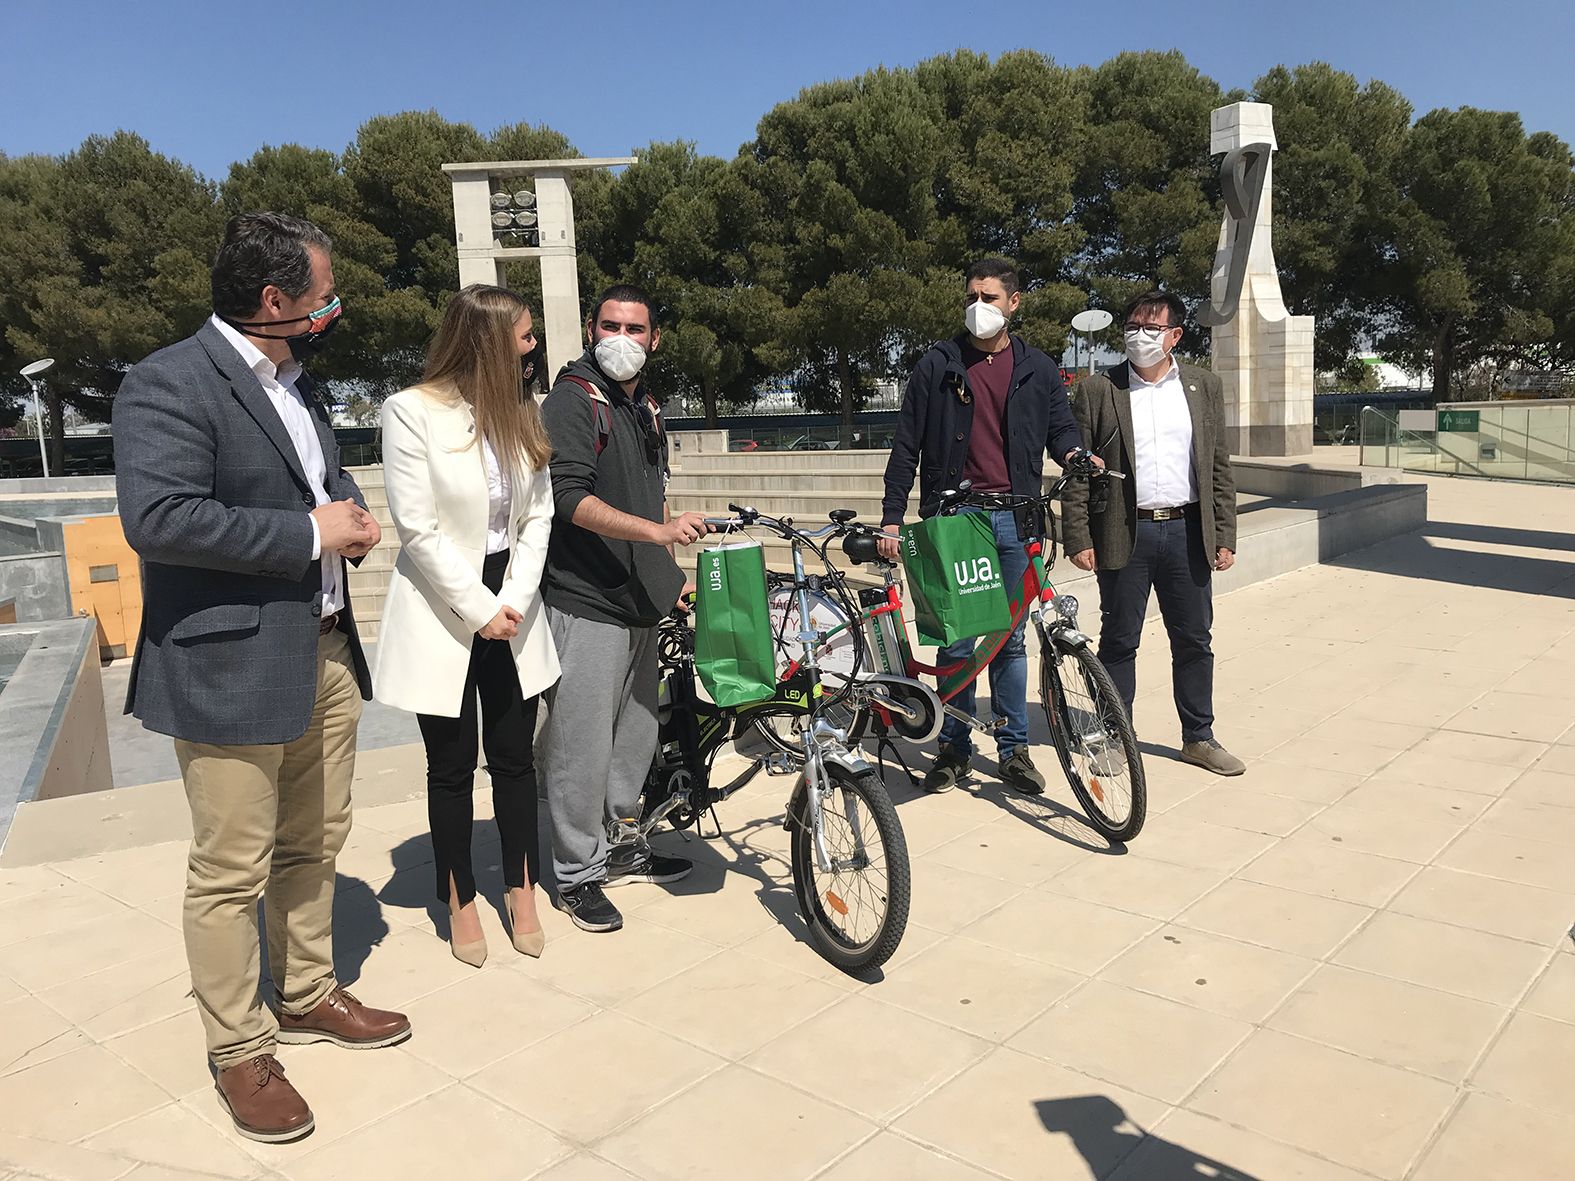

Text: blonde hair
xmin=422 ymin=285 xmax=552 ymax=472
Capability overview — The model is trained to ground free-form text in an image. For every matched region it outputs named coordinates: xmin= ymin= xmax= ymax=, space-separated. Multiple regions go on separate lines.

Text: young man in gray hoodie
xmin=539 ymin=285 xmax=711 ymax=933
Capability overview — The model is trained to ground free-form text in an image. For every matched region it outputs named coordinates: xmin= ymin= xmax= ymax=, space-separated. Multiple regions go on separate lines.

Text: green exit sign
xmin=1438 ymin=409 xmax=1480 ymax=432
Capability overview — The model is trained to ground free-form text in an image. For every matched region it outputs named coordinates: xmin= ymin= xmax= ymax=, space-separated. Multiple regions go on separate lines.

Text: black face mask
xmin=224 ymin=296 xmax=343 ymax=363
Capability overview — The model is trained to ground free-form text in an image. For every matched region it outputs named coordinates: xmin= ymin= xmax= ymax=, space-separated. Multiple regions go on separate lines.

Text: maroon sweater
xmin=961 ymin=342 xmax=1014 ymax=492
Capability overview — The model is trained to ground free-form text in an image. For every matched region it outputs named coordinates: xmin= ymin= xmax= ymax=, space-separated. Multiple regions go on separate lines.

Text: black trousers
xmin=1095 ymin=513 xmax=1216 ymax=744
xmin=416 ymin=550 xmax=540 ymax=906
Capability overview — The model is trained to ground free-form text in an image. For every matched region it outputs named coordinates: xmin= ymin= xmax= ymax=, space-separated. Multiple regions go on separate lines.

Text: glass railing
xmin=1360 ymin=401 xmax=1575 ymax=484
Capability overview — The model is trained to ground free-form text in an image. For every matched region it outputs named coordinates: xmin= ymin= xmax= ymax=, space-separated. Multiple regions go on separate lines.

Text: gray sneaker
xmin=1180 ymin=739 xmax=1246 ymax=777
xmin=999 ymin=747 xmax=1046 ymax=795
xmin=923 ymin=744 xmax=970 ymax=794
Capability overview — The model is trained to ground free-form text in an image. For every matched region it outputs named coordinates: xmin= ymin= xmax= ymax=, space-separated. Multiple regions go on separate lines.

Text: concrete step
xmin=672 ymin=454 xmax=889 ymax=476
xmin=668 ymin=490 xmax=888 ymax=521
xmin=667 ymin=472 xmax=889 ymax=494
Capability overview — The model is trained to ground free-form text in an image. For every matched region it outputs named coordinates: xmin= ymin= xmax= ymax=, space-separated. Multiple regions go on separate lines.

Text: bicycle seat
xmin=829 ymin=508 xmax=858 ymax=524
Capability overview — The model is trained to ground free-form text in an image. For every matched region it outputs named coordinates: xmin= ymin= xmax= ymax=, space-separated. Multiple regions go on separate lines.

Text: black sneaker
xmin=553 ymin=882 xmax=623 ymax=932
xmin=923 ymin=744 xmax=971 ymax=794
xmin=605 ymin=845 xmax=693 ymax=887
xmin=999 ymin=747 xmax=1046 ymax=795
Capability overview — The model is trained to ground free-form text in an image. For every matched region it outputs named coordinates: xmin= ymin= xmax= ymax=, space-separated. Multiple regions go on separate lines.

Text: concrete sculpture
xmin=1199 ymin=102 xmax=1315 ymax=456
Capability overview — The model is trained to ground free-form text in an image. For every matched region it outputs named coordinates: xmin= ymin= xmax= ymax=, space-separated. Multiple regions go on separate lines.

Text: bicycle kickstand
xmin=875 ymin=731 xmax=922 ymax=789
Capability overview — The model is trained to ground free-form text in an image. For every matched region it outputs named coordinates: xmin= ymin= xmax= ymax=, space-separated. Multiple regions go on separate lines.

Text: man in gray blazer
xmin=1060 ymin=291 xmax=1244 ymax=776
xmin=114 ymin=213 xmax=409 ymax=1144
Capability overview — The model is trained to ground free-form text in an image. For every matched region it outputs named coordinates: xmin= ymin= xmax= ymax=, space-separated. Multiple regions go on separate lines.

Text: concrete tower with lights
xmin=442 ymin=156 xmax=635 ymax=386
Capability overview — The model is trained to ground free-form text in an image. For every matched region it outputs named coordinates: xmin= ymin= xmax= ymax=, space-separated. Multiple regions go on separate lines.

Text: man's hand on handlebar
xmin=1064 ymin=447 xmax=1106 ymax=474
xmin=657 ymin=511 xmax=712 ymax=546
xmin=878 ymin=523 xmax=901 ymax=561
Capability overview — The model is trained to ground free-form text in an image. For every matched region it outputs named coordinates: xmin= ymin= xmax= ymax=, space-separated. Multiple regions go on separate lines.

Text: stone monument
xmin=444 ymin=157 xmax=635 ymax=384
xmin=1198 ymin=102 xmax=1315 ymax=456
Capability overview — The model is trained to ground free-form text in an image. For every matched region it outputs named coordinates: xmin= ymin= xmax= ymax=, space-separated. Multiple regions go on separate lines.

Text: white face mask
xmin=594 ymin=334 xmax=649 ymax=383
xmin=965 ymin=300 xmax=1007 ymax=340
xmin=1125 ymin=329 xmax=1172 ymax=370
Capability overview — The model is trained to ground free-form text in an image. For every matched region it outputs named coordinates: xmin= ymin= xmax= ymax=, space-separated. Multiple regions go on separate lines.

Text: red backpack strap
xmin=562 ymin=374 xmax=613 ymax=456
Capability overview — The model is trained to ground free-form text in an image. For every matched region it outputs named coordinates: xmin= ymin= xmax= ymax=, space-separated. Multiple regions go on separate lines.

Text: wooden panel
xmin=61 ymin=515 xmax=141 ymax=658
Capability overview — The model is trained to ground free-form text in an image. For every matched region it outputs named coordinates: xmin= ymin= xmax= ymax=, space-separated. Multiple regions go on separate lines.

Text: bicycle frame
xmin=660 ymin=511 xmax=878 ymax=876
xmin=805 ymin=533 xmax=1086 ymax=738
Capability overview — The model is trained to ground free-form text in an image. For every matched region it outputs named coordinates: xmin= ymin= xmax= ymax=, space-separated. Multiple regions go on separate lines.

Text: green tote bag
xmin=694 ymin=540 xmax=777 ymax=706
xmin=898 ymin=513 xmax=1012 ymax=646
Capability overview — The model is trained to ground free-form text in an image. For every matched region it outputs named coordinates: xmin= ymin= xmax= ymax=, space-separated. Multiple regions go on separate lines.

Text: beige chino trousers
xmin=175 ymin=628 xmax=362 ymax=1069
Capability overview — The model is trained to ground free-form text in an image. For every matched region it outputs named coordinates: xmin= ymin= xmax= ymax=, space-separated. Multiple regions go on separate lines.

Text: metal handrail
xmin=1358 ymin=405 xmax=1488 ymax=476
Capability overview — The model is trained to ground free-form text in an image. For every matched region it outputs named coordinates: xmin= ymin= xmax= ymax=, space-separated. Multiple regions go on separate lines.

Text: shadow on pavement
xmin=1036 ymin=1095 xmax=1262 ymax=1180
xmin=1328 ymin=526 xmax=1575 ymax=598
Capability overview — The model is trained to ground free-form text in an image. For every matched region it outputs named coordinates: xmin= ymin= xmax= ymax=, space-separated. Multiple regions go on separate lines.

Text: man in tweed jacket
xmin=114 ymin=213 xmax=409 ymax=1143
xmin=1060 ymin=290 xmax=1244 ymax=777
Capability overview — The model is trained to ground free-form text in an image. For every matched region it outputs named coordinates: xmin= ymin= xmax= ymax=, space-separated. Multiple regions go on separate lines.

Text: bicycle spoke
xmin=810 ymin=786 xmax=889 ymax=945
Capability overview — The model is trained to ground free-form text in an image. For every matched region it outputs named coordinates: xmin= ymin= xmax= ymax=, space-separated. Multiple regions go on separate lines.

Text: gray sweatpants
xmin=540 ymin=606 xmax=660 ymax=891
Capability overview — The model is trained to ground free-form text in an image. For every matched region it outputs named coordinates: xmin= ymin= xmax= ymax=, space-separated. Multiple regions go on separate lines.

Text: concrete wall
xmin=0 ymin=616 xmax=112 ymax=851
xmin=0 ymin=553 xmax=71 ymax=621
xmin=1232 ymin=459 xmax=1400 ymax=500
xmin=669 ymin=430 xmax=729 ymax=458
xmin=0 ymin=476 xmax=117 ymax=496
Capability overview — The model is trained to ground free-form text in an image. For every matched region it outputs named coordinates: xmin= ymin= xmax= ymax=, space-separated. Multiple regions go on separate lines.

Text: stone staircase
xmin=666 ymin=451 xmax=896 ymax=578
xmin=346 ymin=451 xmax=903 ymax=632
xmin=346 ymin=465 xmax=395 ymax=643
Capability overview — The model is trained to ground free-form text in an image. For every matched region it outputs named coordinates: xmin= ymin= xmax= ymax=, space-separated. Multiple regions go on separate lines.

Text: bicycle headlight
xmin=1053 ymin=595 xmax=1081 ymax=625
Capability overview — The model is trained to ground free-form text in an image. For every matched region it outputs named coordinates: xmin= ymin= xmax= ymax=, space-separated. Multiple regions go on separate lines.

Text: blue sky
xmin=3 ymin=0 xmax=1572 ymax=178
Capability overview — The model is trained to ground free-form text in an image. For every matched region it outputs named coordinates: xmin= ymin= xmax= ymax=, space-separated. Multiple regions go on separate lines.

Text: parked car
xmin=729 ymin=438 xmax=760 ymax=452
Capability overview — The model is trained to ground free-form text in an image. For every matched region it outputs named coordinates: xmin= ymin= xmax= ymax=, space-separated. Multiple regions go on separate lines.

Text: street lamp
xmin=19 ymin=358 xmax=54 ymax=479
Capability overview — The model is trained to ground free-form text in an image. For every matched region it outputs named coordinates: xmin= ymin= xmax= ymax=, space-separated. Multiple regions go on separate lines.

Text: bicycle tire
xmin=789 ymin=762 xmax=910 ymax=974
xmin=1042 ymin=639 xmax=1147 ymax=842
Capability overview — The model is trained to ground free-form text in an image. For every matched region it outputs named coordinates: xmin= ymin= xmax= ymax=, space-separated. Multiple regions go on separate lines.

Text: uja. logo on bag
xmin=953 ymin=556 xmax=997 ymax=593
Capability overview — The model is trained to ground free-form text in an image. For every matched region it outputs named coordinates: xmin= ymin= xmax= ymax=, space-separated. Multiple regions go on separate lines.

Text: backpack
xmin=562 ymin=373 xmax=664 ymax=460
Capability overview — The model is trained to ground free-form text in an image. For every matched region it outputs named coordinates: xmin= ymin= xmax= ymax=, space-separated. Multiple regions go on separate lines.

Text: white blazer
xmin=372 ymin=386 xmax=560 ymax=717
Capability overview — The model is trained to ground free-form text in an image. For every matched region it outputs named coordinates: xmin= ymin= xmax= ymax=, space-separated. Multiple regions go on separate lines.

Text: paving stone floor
xmin=0 ymin=471 xmax=1572 ymax=1180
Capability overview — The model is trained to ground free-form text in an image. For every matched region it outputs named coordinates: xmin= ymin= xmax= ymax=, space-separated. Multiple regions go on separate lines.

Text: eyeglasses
xmin=1123 ymin=322 xmax=1177 ymax=339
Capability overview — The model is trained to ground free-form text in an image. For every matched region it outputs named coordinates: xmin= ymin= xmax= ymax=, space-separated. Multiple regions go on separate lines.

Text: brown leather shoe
xmin=276 ymin=988 xmax=411 ymax=1050
xmin=215 ymin=1055 xmax=314 ymax=1143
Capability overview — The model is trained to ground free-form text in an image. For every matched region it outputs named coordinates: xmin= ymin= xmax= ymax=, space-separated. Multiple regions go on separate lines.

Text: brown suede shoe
xmin=1180 ymin=739 xmax=1247 ymax=777
xmin=276 ymin=988 xmax=411 ymax=1050
xmin=215 ymin=1054 xmax=314 ymax=1143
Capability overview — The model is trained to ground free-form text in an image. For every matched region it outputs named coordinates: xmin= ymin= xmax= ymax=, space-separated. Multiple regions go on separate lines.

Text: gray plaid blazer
xmin=113 ymin=320 xmax=372 ymax=745
xmin=1059 ymin=361 xmax=1238 ymax=572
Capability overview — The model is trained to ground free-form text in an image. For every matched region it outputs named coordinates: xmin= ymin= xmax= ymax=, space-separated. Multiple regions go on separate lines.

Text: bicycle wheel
xmin=789 ymin=761 xmax=910 ymax=973
xmin=756 ymin=584 xmax=867 ymax=756
xmin=1042 ymin=639 xmax=1147 ymax=842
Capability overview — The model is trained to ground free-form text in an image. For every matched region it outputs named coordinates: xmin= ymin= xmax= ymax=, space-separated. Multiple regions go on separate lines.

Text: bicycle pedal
xmin=607 ymin=818 xmax=643 ymax=846
xmin=762 ymin=752 xmax=797 ymax=776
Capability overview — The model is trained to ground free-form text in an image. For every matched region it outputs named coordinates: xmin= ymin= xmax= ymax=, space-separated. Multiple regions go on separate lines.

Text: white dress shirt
xmin=209 ymin=315 xmax=345 ymax=614
xmin=1130 ymin=359 xmax=1198 ymax=510
xmin=481 ymin=436 xmax=512 ymax=555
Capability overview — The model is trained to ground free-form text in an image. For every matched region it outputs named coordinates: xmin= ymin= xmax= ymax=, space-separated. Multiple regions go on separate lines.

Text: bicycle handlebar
xmin=936 ymin=463 xmax=1126 ymax=516
xmin=702 ymin=506 xmax=845 ymax=543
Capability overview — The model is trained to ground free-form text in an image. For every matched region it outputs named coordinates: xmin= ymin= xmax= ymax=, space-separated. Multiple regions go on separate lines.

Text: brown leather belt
xmin=318 ymin=611 xmax=340 ymax=635
xmin=1137 ymin=504 xmax=1197 ymax=522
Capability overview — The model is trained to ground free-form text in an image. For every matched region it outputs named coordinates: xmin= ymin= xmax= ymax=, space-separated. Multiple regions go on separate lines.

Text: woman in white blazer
xmin=373 ymin=285 xmax=560 ymax=967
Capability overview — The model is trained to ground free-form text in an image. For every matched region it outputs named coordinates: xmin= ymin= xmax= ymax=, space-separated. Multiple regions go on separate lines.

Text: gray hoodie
xmin=540 ymin=352 xmax=684 ymax=628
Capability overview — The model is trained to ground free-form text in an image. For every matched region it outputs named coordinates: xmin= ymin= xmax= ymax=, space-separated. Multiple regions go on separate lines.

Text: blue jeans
xmin=936 ymin=508 xmax=1031 ymax=760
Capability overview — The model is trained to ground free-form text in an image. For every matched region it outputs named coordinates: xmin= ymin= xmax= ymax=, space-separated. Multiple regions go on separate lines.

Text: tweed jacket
xmin=113 ymin=320 xmax=372 ymax=745
xmin=1059 ymin=360 xmax=1237 ymax=572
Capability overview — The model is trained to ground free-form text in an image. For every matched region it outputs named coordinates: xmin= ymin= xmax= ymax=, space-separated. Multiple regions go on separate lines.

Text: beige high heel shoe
xmin=447 ymin=894 xmax=487 ymax=968
xmin=505 ymin=891 xmax=546 ymax=959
